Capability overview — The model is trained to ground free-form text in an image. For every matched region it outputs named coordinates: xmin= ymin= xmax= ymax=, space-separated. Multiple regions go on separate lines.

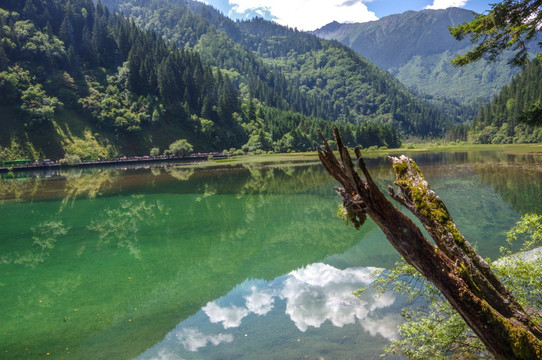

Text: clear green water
xmin=1 ymin=153 xmax=541 ymax=359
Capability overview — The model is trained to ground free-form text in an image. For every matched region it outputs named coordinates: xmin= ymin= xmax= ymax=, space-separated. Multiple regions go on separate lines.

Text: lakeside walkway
xmin=0 ymin=153 xmax=226 ymax=173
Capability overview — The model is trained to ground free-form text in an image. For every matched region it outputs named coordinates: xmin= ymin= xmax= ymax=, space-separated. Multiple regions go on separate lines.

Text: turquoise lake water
xmin=1 ymin=152 xmax=541 ymax=359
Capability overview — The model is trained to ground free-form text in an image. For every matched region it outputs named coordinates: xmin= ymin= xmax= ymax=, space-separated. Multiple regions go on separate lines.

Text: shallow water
xmin=1 ymin=153 xmax=541 ymax=359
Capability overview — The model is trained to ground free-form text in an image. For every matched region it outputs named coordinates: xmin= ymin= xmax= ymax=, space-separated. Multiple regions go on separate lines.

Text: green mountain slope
xmin=0 ymin=0 xmax=248 ymax=158
xmin=101 ymin=0 xmax=466 ymax=136
xmin=313 ymin=8 xmax=521 ymax=105
xmin=0 ymin=0 xmax=407 ymax=161
xmin=238 ymin=17 xmax=460 ymax=136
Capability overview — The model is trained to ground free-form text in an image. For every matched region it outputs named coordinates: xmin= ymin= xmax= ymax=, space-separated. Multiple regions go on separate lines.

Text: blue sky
xmin=197 ymin=0 xmax=494 ymax=30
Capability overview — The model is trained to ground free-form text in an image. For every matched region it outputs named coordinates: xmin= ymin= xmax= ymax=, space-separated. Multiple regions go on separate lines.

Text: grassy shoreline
xmin=396 ymin=142 xmax=542 ymax=154
xmin=204 ymin=143 xmax=542 ymax=167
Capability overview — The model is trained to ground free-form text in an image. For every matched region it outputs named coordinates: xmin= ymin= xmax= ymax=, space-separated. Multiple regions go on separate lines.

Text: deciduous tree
xmin=166 ymin=139 xmax=193 ymax=157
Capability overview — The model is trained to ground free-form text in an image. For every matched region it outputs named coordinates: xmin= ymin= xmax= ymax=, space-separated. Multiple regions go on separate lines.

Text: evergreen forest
xmin=470 ymin=59 xmax=542 ymax=143
xmin=0 ymin=0 xmax=541 ymax=162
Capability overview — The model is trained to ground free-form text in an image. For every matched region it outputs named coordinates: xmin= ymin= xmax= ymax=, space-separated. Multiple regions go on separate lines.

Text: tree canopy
xmin=166 ymin=139 xmax=193 ymax=156
xmin=450 ymin=0 xmax=542 ymax=66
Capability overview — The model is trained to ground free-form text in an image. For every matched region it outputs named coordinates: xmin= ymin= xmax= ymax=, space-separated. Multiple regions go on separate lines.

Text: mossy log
xmin=318 ymin=127 xmax=542 ymax=359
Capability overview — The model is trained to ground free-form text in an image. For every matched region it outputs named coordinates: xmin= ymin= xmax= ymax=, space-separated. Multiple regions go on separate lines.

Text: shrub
xmin=165 ymin=139 xmax=193 ymax=157
xmin=60 ymin=154 xmax=81 ymax=166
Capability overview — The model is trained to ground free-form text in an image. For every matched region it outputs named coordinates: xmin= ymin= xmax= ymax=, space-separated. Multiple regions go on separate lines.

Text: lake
xmin=1 ymin=151 xmax=542 ymax=359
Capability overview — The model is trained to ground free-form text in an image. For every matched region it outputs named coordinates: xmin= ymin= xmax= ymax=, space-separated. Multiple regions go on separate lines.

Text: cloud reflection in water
xmin=280 ymin=263 xmax=384 ymax=332
xmin=137 ymin=263 xmax=401 ymax=359
xmin=360 ymin=313 xmax=403 ymax=340
xmin=245 ymin=285 xmax=275 ymax=315
xmin=175 ymin=328 xmax=234 ymax=352
xmin=202 ymin=302 xmax=250 ymax=329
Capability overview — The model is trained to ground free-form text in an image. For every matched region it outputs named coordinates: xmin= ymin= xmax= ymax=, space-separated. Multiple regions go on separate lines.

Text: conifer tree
xmin=451 ymin=0 xmax=542 ymax=66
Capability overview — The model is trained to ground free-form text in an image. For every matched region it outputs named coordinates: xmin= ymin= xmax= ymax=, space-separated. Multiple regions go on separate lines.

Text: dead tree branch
xmin=318 ymin=127 xmax=542 ymax=359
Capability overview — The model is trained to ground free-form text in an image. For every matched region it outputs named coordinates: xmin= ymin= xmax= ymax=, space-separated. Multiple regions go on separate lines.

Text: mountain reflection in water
xmin=137 ymin=263 xmax=404 ymax=360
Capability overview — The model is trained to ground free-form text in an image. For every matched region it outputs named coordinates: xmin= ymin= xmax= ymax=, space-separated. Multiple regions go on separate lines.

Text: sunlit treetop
xmin=450 ymin=0 xmax=542 ymax=66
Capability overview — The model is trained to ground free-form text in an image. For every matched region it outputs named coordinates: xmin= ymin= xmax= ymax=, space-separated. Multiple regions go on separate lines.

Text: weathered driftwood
xmin=318 ymin=127 xmax=542 ymax=360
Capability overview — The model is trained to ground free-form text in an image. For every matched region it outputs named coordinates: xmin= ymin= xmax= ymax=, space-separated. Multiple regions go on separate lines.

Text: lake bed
xmin=1 ymin=151 xmax=541 ymax=359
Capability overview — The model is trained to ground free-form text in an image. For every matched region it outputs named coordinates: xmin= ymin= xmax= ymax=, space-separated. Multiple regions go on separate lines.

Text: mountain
xmin=313 ymin=8 xmax=522 ymax=105
xmin=0 ymin=0 xmax=249 ymax=159
xmin=101 ymin=0 xmax=469 ymax=135
xmin=0 ymin=0 xmax=409 ymax=162
xmin=0 ymin=0 xmax=478 ymax=162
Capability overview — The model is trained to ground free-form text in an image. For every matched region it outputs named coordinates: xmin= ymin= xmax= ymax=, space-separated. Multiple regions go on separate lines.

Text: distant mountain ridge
xmin=315 ymin=8 xmax=475 ymax=69
xmin=313 ymin=8 xmax=521 ymax=104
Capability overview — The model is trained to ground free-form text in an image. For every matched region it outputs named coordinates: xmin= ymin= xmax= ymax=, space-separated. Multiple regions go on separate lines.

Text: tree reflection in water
xmin=60 ymin=169 xmax=116 ymax=209
xmin=166 ymin=167 xmax=194 ymax=181
xmin=0 ymin=173 xmax=43 ymax=202
xmin=88 ymin=196 xmax=168 ymax=259
xmin=9 ymin=220 xmax=70 ymax=268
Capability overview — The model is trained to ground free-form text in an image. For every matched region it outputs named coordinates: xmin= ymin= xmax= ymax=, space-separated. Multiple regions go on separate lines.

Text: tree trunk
xmin=318 ymin=128 xmax=542 ymax=359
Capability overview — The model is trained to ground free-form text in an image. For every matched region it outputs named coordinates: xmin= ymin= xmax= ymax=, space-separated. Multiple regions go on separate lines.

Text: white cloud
xmin=229 ymin=0 xmax=378 ymax=30
xmin=202 ymin=302 xmax=250 ymax=329
xmin=145 ymin=349 xmax=185 ymax=360
xmin=359 ymin=314 xmax=402 ymax=340
xmin=425 ymin=0 xmax=468 ymax=10
xmin=279 ymin=263 xmax=394 ymax=332
xmin=175 ymin=328 xmax=234 ymax=352
xmin=244 ymin=286 xmax=276 ymax=315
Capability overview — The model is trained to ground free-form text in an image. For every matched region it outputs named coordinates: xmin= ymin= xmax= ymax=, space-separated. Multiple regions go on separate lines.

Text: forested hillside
xmin=313 ymin=8 xmax=522 ymax=105
xmin=0 ymin=0 xmax=405 ymax=161
xmin=0 ymin=0 xmax=243 ymax=159
xmin=470 ymin=59 xmax=542 ymax=143
xmin=101 ymin=0 xmax=466 ymax=136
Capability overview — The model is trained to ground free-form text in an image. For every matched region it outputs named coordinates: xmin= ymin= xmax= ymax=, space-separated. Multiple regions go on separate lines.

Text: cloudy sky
xmin=197 ymin=0 xmax=494 ymax=30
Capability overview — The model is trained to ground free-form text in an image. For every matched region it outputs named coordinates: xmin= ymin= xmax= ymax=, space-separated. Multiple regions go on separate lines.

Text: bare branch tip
xmin=354 ymin=147 xmax=363 ymax=160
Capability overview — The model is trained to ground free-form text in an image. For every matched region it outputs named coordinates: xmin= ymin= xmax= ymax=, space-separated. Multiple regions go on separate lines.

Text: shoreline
xmin=0 ymin=153 xmax=226 ymax=173
xmin=3 ymin=142 xmax=542 ymax=174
